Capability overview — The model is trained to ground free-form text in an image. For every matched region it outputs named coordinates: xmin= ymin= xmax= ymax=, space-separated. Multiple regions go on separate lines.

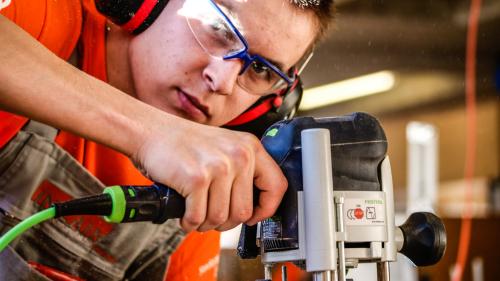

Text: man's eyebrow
xmin=218 ymin=1 xmax=242 ymax=29
xmin=218 ymin=0 xmax=288 ymax=73
xmin=264 ymin=57 xmax=287 ymax=73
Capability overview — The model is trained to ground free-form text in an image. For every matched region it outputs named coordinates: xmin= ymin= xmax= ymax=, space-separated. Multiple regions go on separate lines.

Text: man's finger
xmin=246 ymin=147 xmax=287 ymax=225
xmin=181 ymin=186 xmax=209 ymax=232
xmin=216 ymin=168 xmax=254 ymax=231
xmin=197 ymin=176 xmax=232 ymax=232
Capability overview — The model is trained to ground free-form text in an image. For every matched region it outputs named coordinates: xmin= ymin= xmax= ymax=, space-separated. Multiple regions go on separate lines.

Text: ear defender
xmin=94 ymin=0 xmax=304 ymax=136
xmin=224 ymin=78 xmax=303 ymax=137
xmin=94 ymin=0 xmax=170 ymax=34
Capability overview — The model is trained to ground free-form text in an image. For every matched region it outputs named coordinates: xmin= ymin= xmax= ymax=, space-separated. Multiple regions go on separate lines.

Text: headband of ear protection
xmin=94 ymin=0 xmax=304 ymax=136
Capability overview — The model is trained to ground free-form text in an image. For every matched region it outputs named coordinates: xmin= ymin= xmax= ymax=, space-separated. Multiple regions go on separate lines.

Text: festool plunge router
xmin=237 ymin=112 xmax=447 ymax=281
xmin=0 ymin=112 xmax=446 ymax=281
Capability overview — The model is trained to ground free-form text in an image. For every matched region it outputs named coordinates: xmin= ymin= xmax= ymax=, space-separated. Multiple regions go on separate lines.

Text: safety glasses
xmin=180 ymin=0 xmax=313 ymax=95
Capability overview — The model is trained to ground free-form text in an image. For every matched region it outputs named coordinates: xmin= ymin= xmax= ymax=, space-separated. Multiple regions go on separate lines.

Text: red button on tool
xmin=354 ymin=208 xmax=364 ymax=219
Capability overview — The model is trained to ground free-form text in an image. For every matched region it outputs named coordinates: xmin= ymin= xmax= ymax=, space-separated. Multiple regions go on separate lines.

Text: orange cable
xmin=451 ymin=0 xmax=481 ymax=280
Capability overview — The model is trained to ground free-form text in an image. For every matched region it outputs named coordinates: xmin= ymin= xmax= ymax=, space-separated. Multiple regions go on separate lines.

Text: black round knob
xmin=399 ymin=212 xmax=447 ymax=266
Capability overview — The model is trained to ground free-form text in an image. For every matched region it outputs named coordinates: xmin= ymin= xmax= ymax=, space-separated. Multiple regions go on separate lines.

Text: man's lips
xmin=177 ymin=89 xmax=210 ymax=118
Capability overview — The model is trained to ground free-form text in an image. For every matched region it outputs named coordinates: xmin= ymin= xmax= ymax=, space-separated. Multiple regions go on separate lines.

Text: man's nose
xmin=203 ymin=58 xmax=242 ymax=95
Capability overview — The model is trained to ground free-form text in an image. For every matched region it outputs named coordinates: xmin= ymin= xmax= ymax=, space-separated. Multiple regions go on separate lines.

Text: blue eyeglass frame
xmin=206 ymin=0 xmax=295 ymax=87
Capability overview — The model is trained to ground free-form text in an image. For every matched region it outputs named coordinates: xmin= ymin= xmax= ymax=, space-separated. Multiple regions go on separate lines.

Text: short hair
xmin=290 ymin=0 xmax=336 ymax=42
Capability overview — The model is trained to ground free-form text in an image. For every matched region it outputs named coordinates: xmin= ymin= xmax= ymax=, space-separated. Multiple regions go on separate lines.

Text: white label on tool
xmin=343 ymin=198 xmax=385 ymax=226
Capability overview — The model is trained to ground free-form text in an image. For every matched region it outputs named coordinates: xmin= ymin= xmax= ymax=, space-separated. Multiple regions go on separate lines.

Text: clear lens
xmin=183 ymin=0 xmax=245 ymax=58
xmin=181 ymin=0 xmax=294 ymax=95
xmin=237 ymin=60 xmax=289 ymax=94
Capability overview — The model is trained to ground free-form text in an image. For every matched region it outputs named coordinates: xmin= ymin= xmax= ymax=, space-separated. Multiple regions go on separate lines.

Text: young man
xmin=0 ymin=0 xmax=334 ymax=280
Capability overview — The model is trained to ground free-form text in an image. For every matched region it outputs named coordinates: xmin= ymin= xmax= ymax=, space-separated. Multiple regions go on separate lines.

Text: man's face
xmin=128 ymin=0 xmax=317 ymax=126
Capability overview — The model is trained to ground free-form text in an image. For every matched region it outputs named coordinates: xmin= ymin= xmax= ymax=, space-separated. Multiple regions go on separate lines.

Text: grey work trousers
xmin=0 ymin=120 xmax=185 ymax=281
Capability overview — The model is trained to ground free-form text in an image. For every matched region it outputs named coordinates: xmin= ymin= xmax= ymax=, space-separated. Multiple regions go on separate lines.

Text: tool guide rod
xmin=335 ymin=196 xmax=346 ymax=281
xmin=313 ymin=271 xmax=333 ymax=281
xmin=377 ymin=261 xmax=390 ymax=281
xmin=301 ymin=128 xmax=336 ymax=281
xmin=264 ymin=263 xmax=273 ymax=280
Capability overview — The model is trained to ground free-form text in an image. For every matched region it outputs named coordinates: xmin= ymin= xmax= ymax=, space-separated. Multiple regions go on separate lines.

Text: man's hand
xmin=0 ymin=15 xmax=287 ymax=232
xmin=134 ymin=117 xmax=287 ymax=232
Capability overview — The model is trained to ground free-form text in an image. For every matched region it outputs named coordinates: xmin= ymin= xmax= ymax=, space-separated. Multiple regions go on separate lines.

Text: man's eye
xmin=210 ymin=21 xmax=237 ymax=42
xmin=211 ymin=21 xmax=223 ymax=32
xmin=250 ymin=61 xmax=272 ymax=80
xmin=251 ymin=61 xmax=269 ymax=73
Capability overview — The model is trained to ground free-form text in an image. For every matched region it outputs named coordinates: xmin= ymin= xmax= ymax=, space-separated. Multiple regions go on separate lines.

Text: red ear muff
xmin=224 ymin=78 xmax=303 ymax=137
xmin=226 ymin=78 xmax=301 ymax=127
xmin=225 ymin=97 xmax=277 ymax=126
xmin=121 ymin=0 xmax=159 ymax=32
xmin=272 ymin=96 xmax=283 ymax=108
xmin=95 ymin=0 xmax=169 ymax=34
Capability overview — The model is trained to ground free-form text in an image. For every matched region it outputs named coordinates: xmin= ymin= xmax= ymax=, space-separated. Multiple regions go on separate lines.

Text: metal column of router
xmin=301 ymin=129 xmax=339 ymax=281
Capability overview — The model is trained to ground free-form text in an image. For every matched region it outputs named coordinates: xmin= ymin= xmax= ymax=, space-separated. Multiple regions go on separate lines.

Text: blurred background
xmin=219 ymin=0 xmax=499 ymax=280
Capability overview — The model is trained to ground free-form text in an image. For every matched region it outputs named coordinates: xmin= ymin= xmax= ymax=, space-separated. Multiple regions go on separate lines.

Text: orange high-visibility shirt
xmin=0 ymin=1 xmax=220 ymax=280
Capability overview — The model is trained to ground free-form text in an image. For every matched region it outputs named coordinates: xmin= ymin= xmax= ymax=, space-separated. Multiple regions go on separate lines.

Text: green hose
xmin=0 ymin=207 xmax=56 ymax=252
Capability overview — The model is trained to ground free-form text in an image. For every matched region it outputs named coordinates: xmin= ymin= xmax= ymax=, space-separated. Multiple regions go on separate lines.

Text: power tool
xmin=237 ymin=112 xmax=447 ymax=281
xmin=0 ymin=112 xmax=446 ymax=281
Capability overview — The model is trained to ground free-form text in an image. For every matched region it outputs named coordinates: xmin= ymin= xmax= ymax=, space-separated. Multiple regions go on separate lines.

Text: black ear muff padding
xmin=95 ymin=0 xmax=142 ymax=25
xmin=224 ymin=79 xmax=303 ymax=137
xmin=95 ymin=0 xmax=169 ymax=34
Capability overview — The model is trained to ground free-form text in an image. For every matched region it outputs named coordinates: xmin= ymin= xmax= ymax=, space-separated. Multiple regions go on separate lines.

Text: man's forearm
xmin=0 ymin=15 xmax=170 ymax=157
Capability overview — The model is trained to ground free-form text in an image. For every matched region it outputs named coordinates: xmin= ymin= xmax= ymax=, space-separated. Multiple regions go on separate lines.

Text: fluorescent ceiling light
xmin=299 ymin=70 xmax=396 ymax=111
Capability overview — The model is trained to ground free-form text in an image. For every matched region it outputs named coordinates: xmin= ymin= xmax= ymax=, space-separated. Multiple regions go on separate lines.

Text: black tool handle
xmin=120 ymin=183 xmax=185 ymax=224
xmin=399 ymin=212 xmax=447 ymax=266
xmin=237 ymin=224 xmax=259 ymax=259
xmin=237 ymin=188 xmax=261 ymax=259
